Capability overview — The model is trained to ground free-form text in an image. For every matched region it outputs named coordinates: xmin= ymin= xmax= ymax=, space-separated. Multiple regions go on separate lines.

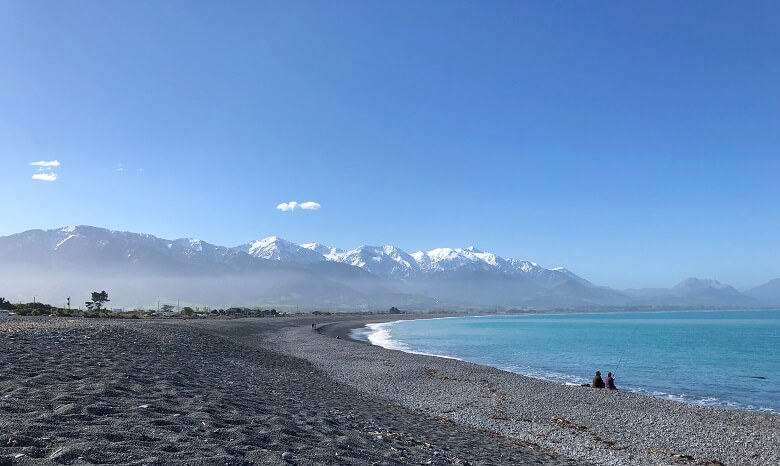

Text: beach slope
xmin=0 ymin=317 xmax=572 ymax=465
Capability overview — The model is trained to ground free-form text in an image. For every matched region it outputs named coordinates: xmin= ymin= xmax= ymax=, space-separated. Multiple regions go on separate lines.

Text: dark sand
xmin=0 ymin=317 xmax=573 ymax=465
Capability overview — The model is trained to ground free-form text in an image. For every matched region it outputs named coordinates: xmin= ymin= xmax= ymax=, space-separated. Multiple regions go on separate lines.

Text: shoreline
xmin=336 ymin=311 xmax=779 ymax=415
xmin=314 ymin=313 xmax=458 ymax=342
xmin=280 ymin=314 xmax=780 ymax=465
xmin=320 ymin=306 xmax=780 ymax=343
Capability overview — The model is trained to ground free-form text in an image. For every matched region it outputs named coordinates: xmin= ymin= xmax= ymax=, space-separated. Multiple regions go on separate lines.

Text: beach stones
xmin=281 ymin=451 xmax=293 ymax=461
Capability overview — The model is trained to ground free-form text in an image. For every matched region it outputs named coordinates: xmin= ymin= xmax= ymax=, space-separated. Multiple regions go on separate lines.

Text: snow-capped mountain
xmin=0 ymin=225 xmax=603 ymax=308
xmin=412 ymin=247 xmax=507 ymax=274
xmin=0 ymin=226 xmax=414 ymax=308
xmin=300 ymin=243 xmax=343 ymax=257
xmin=5 ymin=225 xmax=762 ymax=310
xmin=236 ymin=236 xmax=324 ymax=264
xmin=242 ymin=240 xmax=587 ymax=285
xmin=328 ymin=245 xmax=421 ymax=279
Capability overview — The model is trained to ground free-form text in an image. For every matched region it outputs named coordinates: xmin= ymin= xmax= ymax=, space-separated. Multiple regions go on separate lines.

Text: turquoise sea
xmin=353 ymin=310 xmax=780 ymax=414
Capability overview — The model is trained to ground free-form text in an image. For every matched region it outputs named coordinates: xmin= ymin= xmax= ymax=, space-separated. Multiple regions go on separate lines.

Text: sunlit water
xmin=352 ymin=310 xmax=780 ymax=414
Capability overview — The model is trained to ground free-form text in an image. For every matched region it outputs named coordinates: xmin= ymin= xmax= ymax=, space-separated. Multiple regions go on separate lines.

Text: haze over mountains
xmin=0 ymin=226 xmax=777 ymax=310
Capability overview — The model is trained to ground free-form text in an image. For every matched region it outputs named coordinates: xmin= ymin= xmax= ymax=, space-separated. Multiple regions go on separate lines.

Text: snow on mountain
xmin=507 ymin=259 xmax=540 ymax=273
xmin=329 ymin=245 xmax=421 ymax=278
xmin=300 ymin=243 xmax=343 ymax=258
xmin=236 ymin=236 xmax=324 ymax=264
xmin=505 ymin=259 xmax=588 ymax=284
xmin=412 ymin=246 xmax=512 ymax=273
xmin=54 ymin=234 xmax=77 ymax=250
xmin=266 ymin=239 xmax=588 ymax=283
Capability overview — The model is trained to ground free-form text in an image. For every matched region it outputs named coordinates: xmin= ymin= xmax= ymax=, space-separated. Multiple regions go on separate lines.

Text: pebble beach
xmin=1 ymin=316 xmax=777 ymax=465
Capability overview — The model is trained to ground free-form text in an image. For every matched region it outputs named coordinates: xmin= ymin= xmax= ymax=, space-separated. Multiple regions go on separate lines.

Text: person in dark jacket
xmin=605 ymin=372 xmax=617 ymax=390
xmin=592 ymin=371 xmax=605 ymax=388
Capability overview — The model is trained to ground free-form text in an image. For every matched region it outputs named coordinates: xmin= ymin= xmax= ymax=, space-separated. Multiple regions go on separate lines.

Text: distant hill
xmin=745 ymin=278 xmax=780 ymax=305
xmin=622 ymin=278 xmax=758 ymax=307
xmin=671 ymin=278 xmax=752 ymax=306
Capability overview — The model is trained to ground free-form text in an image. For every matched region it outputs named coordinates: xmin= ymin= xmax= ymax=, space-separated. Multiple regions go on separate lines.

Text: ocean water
xmin=353 ymin=310 xmax=780 ymax=414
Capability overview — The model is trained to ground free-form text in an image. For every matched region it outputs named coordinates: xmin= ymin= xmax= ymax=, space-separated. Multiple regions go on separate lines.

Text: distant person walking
xmin=605 ymin=372 xmax=617 ymax=390
xmin=592 ymin=371 xmax=605 ymax=388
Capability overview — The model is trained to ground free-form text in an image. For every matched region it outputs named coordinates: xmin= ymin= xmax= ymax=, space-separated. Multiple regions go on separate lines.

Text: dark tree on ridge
xmin=85 ymin=291 xmax=110 ymax=312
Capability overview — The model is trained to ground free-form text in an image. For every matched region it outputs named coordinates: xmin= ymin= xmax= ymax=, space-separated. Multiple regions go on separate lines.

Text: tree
xmin=181 ymin=306 xmax=195 ymax=316
xmin=161 ymin=304 xmax=175 ymax=313
xmin=0 ymin=297 xmax=14 ymax=311
xmin=85 ymin=291 xmax=110 ymax=314
xmin=388 ymin=306 xmax=403 ymax=314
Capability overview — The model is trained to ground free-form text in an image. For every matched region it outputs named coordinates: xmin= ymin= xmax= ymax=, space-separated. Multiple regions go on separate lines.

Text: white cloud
xmin=32 ymin=172 xmax=58 ymax=182
xmin=276 ymin=201 xmax=321 ymax=212
xmin=299 ymin=201 xmax=321 ymax=210
xmin=30 ymin=160 xmax=60 ymax=167
xmin=29 ymin=160 xmax=60 ymax=181
xmin=276 ymin=201 xmax=298 ymax=212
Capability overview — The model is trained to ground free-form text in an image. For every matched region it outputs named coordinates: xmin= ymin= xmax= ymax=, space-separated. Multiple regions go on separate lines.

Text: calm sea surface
xmin=353 ymin=310 xmax=780 ymax=414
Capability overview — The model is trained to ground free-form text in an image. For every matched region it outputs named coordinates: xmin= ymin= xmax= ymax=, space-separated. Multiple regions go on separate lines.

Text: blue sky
xmin=1 ymin=1 xmax=778 ymax=289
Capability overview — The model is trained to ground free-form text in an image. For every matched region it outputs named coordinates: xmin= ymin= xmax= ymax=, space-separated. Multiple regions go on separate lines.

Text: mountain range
xmin=0 ymin=226 xmax=777 ymax=310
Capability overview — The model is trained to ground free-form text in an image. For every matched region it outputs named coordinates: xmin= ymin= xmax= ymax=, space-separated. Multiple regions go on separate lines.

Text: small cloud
xmin=30 ymin=160 xmax=60 ymax=167
xmin=276 ymin=201 xmax=298 ymax=212
xmin=30 ymin=160 xmax=59 ymax=181
xmin=32 ymin=172 xmax=58 ymax=182
xmin=300 ymin=201 xmax=321 ymax=210
xmin=116 ymin=167 xmax=124 ymax=172
xmin=277 ymin=201 xmax=321 ymax=212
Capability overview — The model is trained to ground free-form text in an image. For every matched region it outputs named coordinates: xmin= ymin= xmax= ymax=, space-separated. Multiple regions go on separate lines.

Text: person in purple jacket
xmin=605 ymin=372 xmax=617 ymax=390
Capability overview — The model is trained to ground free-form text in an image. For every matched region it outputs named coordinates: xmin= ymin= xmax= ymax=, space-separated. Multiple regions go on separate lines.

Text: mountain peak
xmin=674 ymin=277 xmax=731 ymax=290
xmin=240 ymin=236 xmax=323 ymax=263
